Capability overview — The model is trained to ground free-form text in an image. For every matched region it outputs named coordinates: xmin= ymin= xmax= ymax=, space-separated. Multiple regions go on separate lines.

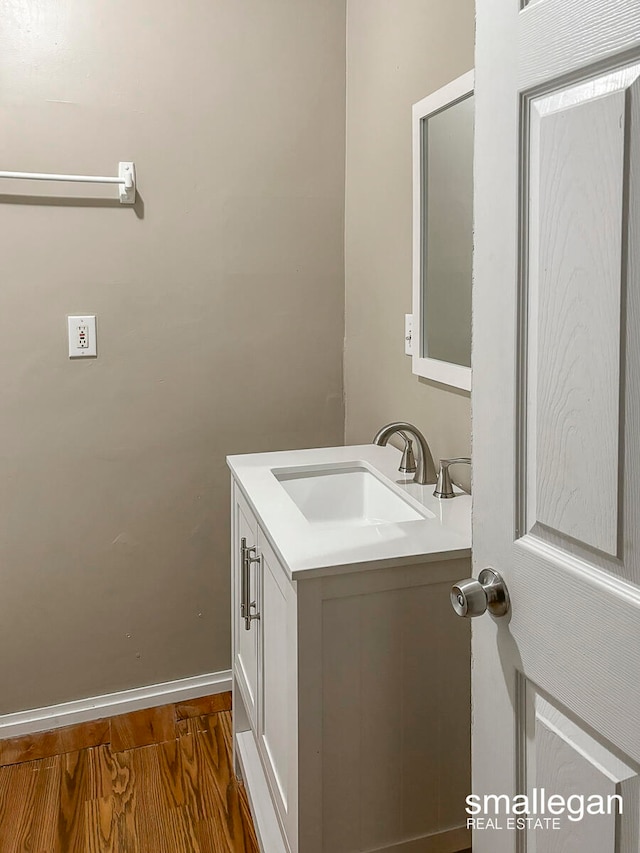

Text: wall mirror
xmin=412 ymin=70 xmax=474 ymax=391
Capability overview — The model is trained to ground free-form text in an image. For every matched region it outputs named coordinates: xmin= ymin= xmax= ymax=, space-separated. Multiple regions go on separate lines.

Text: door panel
xmin=233 ymin=485 xmax=259 ymax=727
xmin=527 ymin=73 xmax=628 ymax=556
xmin=474 ymin=0 xmax=640 ymax=851
xmin=260 ymin=544 xmax=290 ymax=809
xmin=523 ymin=63 xmax=640 ymax=573
xmin=514 ymin=60 xmax=640 ymax=764
xmin=518 ymin=1 xmax=640 ymax=87
xmin=520 ymin=680 xmax=640 ymax=853
xmin=257 ymin=533 xmax=298 ymax=851
xmin=319 ymin=579 xmax=470 ymax=853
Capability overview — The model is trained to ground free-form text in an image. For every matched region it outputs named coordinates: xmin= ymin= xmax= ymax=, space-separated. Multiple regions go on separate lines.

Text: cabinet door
xmin=258 ymin=533 xmax=298 ymax=851
xmin=232 ymin=482 xmax=260 ymax=729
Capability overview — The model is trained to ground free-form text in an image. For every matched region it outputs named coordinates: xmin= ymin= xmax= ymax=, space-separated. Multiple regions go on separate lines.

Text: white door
xmin=472 ymin=2 xmax=640 ymax=851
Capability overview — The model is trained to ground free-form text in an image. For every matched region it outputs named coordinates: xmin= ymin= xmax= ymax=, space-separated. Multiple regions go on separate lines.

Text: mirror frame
xmin=412 ymin=69 xmax=474 ymax=392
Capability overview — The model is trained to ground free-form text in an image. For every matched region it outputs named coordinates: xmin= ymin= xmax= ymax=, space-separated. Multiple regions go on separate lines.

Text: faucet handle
xmin=398 ymin=432 xmax=417 ymax=475
xmin=434 ymin=458 xmax=471 ymax=499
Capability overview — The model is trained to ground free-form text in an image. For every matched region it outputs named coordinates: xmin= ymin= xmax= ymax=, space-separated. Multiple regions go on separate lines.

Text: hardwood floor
xmin=0 ymin=693 xmax=259 ymax=853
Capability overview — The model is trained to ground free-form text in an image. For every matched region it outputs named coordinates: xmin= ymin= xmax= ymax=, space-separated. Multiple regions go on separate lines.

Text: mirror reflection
xmin=421 ymin=93 xmax=474 ymax=368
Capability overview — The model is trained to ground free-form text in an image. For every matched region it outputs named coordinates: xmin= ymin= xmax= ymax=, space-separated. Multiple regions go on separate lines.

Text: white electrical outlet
xmin=77 ymin=324 xmax=89 ymax=348
xmin=404 ymin=314 xmax=413 ymax=356
xmin=68 ymin=315 xmax=97 ymax=358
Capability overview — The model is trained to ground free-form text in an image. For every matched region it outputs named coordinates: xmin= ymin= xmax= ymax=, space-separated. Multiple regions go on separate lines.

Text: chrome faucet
xmin=433 ymin=458 xmax=471 ymax=499
xmin=372 ymin=422 xmax=438 ymax=485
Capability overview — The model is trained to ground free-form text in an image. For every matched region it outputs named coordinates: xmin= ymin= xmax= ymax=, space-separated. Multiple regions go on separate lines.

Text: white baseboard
xmin=0 ymin=669 xmax=232 ymax=739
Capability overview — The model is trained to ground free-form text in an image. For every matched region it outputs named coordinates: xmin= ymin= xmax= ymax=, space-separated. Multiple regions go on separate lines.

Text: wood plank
xmin=218 ymin=711 xmax=234 ymax=758
xmin=176 ymin=692 xmax=232 ymax=720
xmin=85 ymin=746 xmax=116 ymax=853
xmin=157 ymin=736 xmax=186 ymax=808
xmin=0 ymin=704 xmax=259 ymax=852
xmin=0 ymin=728 xmax=61 ymax=767
xmin=176 ymin=713 xmax=220 ymax=739
xmin=177 ymin=729 xmax=206 ymax=822
xmin=85 ymin=796 xmax=116 ymax=853
xmin=0 ymin=757 xmax=45 ymax=849
xmin=194 ymin=814 xmax=228 ymax=853
xmin=127 ymin=743 xmax=173 ymax=853
xmin=29 ymin=755 xmax=63 ymax=853
xmin=125 ymin=741 xmax=206 ymax=853
xmin=176 ymin=715 xmax=212 ymax=739
xmin=237 ymin=782 xmax=260 ymax=853
xmin=165 ymin=805 xmax=203 ymax=853
xmin=0 ymin=717 xmax=110 ymax=767
xmin=179 ymin=712 xmax=253 ymax=852
xmin=110 ymin=703 xmax=176 ymax=753
xmin=86 ymin=744 xmax=115 ymax=801
xmin=193 ymin=773 xmax=258 ymax=853
xmin=0 ymin=693 xmax=230 ymax=763
xmin=57 ymin=748 xmax=93 ymax=853
xmin=204 ymin=712 xmax=256 ymax=853
xmin=111 ymin=746 xmax=139 ymax=850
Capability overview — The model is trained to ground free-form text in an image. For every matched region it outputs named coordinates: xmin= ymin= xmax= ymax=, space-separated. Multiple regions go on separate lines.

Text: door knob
xmin=451 ymin=568 xmax=510 ymax=618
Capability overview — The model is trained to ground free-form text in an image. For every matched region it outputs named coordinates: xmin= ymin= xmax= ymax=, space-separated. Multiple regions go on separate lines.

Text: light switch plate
xmin=68 ymin=315 xmax=97 ymax=358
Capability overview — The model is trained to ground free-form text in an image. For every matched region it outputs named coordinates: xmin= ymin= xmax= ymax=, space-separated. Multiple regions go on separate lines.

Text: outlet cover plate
xmin=68 ymin=315 xmax=97 ymax=358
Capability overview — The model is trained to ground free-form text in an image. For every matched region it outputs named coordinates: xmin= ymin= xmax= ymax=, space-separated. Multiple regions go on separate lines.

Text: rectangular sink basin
xmin=273 ymin=464 xmax=432 ymax=526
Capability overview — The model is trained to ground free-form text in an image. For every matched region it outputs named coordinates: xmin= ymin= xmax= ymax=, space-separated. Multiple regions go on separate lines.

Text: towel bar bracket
xmin=118 ymin=162 xmax=136 ymax=204
xmin=0 ymin=161 xmax=136 ymax=204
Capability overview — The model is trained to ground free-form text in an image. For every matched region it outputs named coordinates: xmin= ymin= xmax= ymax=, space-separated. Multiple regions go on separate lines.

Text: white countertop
xmin=227 ymin=444 xmax=471 ymax=580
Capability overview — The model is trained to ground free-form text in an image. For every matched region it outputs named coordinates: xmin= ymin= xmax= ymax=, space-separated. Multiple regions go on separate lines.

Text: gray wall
xmin=344 ymin=0 xmax=475 ymax=479
xmin=0 ymin=0 xmax=346 ymax=714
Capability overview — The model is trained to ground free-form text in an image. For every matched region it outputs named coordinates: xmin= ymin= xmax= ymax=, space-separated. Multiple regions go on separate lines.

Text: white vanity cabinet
xmin=230 ymin=455 xmax=472 ymax=853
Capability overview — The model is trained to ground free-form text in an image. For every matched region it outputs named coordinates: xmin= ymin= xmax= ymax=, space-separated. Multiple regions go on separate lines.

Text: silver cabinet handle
xmin=240 ymin=537 xmax=248 ymax=620
xmin=240 ymin=539 xmax=261 ymax=631
xmin=451 ymin=568 xmax=510 ymax=618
